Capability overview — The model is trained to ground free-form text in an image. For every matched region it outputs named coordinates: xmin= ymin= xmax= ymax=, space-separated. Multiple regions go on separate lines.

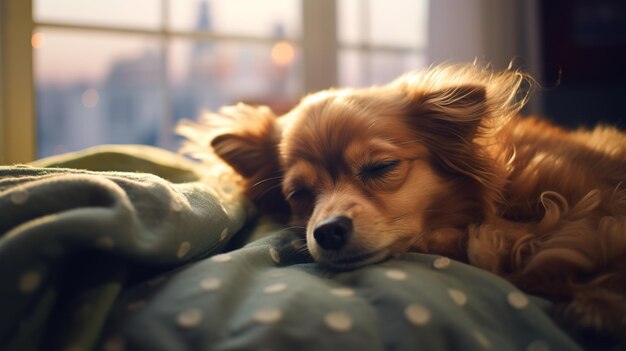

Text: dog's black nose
xmin=313 ymin=216 xmax=353 ymax=251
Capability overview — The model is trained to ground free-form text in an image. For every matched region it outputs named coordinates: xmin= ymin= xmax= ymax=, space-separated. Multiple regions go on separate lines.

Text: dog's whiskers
xmin=252 ymin=175 xmax=284 ymax=188
xmin=256 ymin=183 xmax=283 ymax=200
xmin=295 ymin=245 xmax=310 ymax=255
xmin=275 ymin=226 xmax=306 ymax=235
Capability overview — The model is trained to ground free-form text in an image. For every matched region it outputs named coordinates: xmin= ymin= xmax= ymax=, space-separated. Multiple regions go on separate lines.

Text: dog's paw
xmin=555 ymin=288 xmax=626 ymax=346
xmin=467 ymin=223 xmax=511 ymax=274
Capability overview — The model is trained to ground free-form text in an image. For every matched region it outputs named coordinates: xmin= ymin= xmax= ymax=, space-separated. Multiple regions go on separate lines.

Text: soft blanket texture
xmin=0 ymin=145 xmax=583 ymax=351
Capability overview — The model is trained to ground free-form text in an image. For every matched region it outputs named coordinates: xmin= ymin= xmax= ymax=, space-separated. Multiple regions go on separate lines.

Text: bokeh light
xmin=271 ymin=41 xmax=295 ymax=66
xmin=31 ymin=32 xmax=44 ymax=49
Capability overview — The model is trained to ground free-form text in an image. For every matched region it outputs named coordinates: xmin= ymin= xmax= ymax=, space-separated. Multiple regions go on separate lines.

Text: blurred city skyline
xmin=33 ymin=0 xmax=427 ymax=85
xmin=33 ymin=0 xmax=302 ymax=85
xmin=33 ymin=0 xmax=428 ymax=157
xmin=35 ymin=0 xmax=304 ymax=157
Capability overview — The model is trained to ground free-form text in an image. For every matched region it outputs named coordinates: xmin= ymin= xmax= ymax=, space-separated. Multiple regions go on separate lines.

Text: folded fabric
xmin=0 ymin=145 xmax=250 ymax=350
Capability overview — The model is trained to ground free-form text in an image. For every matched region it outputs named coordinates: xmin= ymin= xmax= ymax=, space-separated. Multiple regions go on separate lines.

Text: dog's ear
xmin=208 ymin=104 xmax=289 ymax=218
xmin=418 ymin=85 xmax=488 ymax=138
xmin=404 ymin=84 xmax=501 ymax=213
xmin=398 ymin=64 xmax=529 ymax=140
xmin=209 ymin=110 xmax=280 ymax=180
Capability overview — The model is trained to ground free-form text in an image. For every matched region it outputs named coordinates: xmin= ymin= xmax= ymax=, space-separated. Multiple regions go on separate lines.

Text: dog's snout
xmin=313 ymin=216 xmax=353 ymax=251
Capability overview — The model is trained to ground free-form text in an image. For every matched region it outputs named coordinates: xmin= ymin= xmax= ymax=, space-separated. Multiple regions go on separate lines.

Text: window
xmin=338 ymin=0 xmax=429 ymax=87
xmin=33 ymin=0 xmax=303 ymax=157
xmin=1 ymin=0 xmax=429 ymax=161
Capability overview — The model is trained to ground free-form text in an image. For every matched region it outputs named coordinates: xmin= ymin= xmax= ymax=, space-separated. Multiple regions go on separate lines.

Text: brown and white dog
xmin=179 ymin=64 xmax=626 ymax=339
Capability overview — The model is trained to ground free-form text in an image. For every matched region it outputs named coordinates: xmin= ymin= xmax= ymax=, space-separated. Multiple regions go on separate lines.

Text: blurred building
xmin=36 ymin=0 xmax=299 ymax=157
xmin=104 ymin=51 xmax=162 ymax=145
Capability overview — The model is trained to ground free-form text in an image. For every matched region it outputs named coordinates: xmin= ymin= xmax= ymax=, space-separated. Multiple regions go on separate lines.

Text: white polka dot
xmin=474 ymin=330 xmax=492 ymax=349
xmin=219 ymin=228 xmax=229 ymax=241
xmin=264 ymin=283 xmax=288 ymax=294
xmin=507 ymin=291 xmax=529 ymax=309
xmin=405 ymin=303 xmax=431 ymax=326
xmin=211 ymin=254 xmax=232 ymax=263
xmin=385 ymin=269 xmax=407 ymax=281
xmin=200 ymin=277 xmax=221 ymax=291
xmin=433 ymin=257 xmax=451 ymax=269
xmin=177 ymin=241 xmax=191 ymax=259
xmin=269 ymin=247 xmax=280 ymax=264
xmin=19 ymin=271 xmax=41 ymax=294
xmin=324 ymin=311 xmax=353 ymax=332
xmin=330 ymin=288 xmax=355 ymax=297
xmin=95 ymin=236 xmax=115 ymax=250
xmin=177 ymin=309 xmax=203 ymax=328
xmin=127 ymin=300 xmax=145 ymax=311
xmin=253 ymin=308 xmax=283 ymax=324
xmin=448 ymin=288 xmax=467 ymax=306
xmin=10 ymin=190 xmax=29 ymax=205
xmin=527 ymin=340 xmax=550 ymax=351
xmin=102 ymin=336 xmax=125 ymax=351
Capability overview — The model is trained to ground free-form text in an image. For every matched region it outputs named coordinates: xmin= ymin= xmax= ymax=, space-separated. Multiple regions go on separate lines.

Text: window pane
xmin=339 ymin=49 xmax=426 ymax=87
xmin=169 ymin=39 xmax=302 ymax=125
xmin=34 ymin=28 xmax=165 ymax=157
xmin=33 ymin=0 xmax=161 ymax=29
xmin=338 ymin=0 xmax=429 ymax=48
xmin=338 ymin=0 xmax=363 ymax=45
xmin=370 ymin=0 xmax=429 ymax=47
xmin=369 ymin=51 xmax=426 ymax=85
xmin=338 ymin=49 xmax=366 ymax=87
xmin=169 ymin=0 xmax=301 ymax=39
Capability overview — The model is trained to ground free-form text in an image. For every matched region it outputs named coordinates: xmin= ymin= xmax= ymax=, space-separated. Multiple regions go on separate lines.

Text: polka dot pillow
xmin=98 ymin=230 xmax=582 ymax=351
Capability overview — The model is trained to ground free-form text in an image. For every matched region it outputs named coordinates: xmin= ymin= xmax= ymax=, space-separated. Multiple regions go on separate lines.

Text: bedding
xmin=0 ymin=145 xmax=584 ymax=351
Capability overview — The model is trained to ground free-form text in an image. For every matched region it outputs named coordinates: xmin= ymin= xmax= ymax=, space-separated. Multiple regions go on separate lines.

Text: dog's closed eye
xmin=286 ymin=187 xmax=314 ymax=202
xmin=357 ymin=160 xmax=400 ymax=183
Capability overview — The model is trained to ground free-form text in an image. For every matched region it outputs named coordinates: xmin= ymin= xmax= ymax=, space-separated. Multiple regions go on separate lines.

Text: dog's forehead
xmin=280 ymin=92 xmax=413 ymax=170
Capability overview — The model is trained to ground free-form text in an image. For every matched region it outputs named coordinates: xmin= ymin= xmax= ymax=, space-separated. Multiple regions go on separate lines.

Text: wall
xmin=426 ymin=0 xmax=626 ymax=128
xmin=540 ymin=0 xmax=626 ymax=128
xmin=426 ymin=0 xmax=543 ymax=114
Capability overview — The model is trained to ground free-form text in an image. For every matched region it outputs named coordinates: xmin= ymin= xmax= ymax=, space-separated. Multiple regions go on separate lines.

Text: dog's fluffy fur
xmin=179 ymin=63 xmax=626 ymax=338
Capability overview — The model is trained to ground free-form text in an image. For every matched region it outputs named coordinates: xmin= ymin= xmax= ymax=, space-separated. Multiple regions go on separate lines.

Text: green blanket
xmin=0 ymin=145 xmax=583 ymax=351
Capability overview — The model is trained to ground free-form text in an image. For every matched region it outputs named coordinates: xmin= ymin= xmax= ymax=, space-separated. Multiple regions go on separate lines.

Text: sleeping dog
xmin=179 ymin=63 xmax=626 ymax=339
